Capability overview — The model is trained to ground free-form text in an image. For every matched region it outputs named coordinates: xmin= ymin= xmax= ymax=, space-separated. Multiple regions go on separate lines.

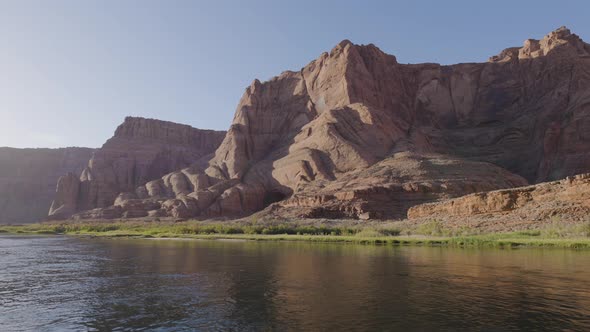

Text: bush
xmin=416 ymin=220 xmax=445 ymax=236
xmin=516 ymin=230 xmax=541 ymax=237
xmin=541 ymin=221 xmax=569 ymax=238
xmin=261 ymin=225 xmax=297 ymax=235
xmin=379 ymin=228 xmax=401 ymax=236
xmin=354 ymin=229 xmax=382 ymax=237
xmin=578 ymin=222 xmax=590 ymax=237
xmin=354 ymin=228 xmax=400 ymax=237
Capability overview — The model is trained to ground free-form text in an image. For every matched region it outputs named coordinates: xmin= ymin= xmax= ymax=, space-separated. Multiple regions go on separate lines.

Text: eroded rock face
xmin=265 ymin=152 xmax=528 ymax=220
xmin=489 ymin=27 xmax=590 ymax=62
xmin=406 ymin=174 xmax=590 ymax=232
xmin=65 ymin=26 xmax=590 ymax=221
xmin=48 ymin=172 xmax=80 ymax=219
xmin=48 ymin=117 xmax=225 ymax=219
xmin=0 ymin=147 xmax=94 ymax=223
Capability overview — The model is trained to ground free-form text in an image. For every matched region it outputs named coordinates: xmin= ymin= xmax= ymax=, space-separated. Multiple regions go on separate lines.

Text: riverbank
xmin=2 ymin=220 xmax=590 ymax=249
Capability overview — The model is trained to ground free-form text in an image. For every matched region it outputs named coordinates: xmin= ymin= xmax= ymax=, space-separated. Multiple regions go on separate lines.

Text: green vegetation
xmin=2 ymin=219 xmax=590 ymax=249
xmin=0 ymin=221 xmax=402 ymax=238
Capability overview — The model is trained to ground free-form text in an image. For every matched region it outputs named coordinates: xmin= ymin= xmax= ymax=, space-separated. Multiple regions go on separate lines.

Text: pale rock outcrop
xmin=48 ymin=173 xmax=80 ymax=219
xmin=489 ymin=26 xmax=590 ymax=62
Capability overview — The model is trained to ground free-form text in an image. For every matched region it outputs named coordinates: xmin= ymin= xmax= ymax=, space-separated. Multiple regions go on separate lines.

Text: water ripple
xmin=1 ymin=236 xmax=590 ymax=331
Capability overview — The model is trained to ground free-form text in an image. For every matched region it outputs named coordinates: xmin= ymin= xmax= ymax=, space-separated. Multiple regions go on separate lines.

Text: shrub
xmin=541 ymin=220 xmax=569 ymax=238
xmin=578 ymin=222 xmax=590 ymax=237
xmin=354 ymin=229 xmax=382 ymax=237
xmin=261 ymin=225 xmax=297 ymax=235
xmin=379 ymin=228 xmax=401 ymax=236
xmin=516 ymin=230 xmax=541 ymax=237
xmin=354 ymin=228 xmax=400 ymax=237
xmin=416 ymin=219 xmax=445 ymax=236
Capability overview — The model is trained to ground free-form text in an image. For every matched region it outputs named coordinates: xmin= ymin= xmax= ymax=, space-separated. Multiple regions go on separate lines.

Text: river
xmin=1 ymin=235 xmax=589 ymax=331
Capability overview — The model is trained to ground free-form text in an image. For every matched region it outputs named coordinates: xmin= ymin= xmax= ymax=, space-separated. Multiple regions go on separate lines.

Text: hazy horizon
xmin=1 ymin=0 xmax=588 ymax=149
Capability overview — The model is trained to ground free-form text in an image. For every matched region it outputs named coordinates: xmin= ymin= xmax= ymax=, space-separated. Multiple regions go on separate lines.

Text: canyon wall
xmin=51 ymin=26 xmax=590 ymax=221
xmin=0 ymin=147 xmax=94 ymax=223
xmin=48 ymin=117 xmax=226 ymax=219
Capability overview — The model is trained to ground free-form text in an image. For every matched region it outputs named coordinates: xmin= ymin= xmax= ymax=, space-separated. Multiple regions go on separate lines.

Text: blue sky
xmin=1 ymin=0 xmax=588 ymax=148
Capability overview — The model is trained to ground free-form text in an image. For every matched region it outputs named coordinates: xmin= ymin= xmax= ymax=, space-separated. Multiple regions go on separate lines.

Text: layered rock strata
xmin=55 ymin=27 xmax=590 ymax=221
xmin=407 ymin=174 xmax=590 ymax=232
xmin=48 ymin=117 xmax=226 ymax=219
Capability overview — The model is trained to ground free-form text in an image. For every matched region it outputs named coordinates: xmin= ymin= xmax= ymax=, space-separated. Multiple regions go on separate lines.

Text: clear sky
xmin=1 ymin=0 xmax=588 ymax=148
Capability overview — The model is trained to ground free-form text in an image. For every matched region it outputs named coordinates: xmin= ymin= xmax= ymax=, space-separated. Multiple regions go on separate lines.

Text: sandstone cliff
xmin=0 ymin=147 xmax=94 ymax=223
xmin=48 ymin=117 xmax=226 ymax=219
xmin=62 ymin=27 xmax=590 ymax=221
xmin=407 ymin=173 xmax=590 ymax=232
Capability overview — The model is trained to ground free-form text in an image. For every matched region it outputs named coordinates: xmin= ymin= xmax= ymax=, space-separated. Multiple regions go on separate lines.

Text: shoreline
xmin=3 ymin=222 xmax=590 ymax=249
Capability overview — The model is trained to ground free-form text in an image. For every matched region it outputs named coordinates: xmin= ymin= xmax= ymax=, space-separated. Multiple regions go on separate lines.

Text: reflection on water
xmin=1 ymin=235 xmax=590 ymax=331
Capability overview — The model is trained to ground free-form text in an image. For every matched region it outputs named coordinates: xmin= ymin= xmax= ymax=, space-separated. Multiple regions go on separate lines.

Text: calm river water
xmin=1 ymin=235 xmax=590 ymax=331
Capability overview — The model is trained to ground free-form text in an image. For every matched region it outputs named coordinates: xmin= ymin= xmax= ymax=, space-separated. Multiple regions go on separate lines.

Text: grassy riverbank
xmin=2 ymin=220 xmax=590 ymax=249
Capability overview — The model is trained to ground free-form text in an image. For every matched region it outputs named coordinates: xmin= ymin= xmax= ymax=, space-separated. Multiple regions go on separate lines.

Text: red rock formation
xmin=64 ymin=27 xmax=590 ymax=221
xmin=0 ymin=147 xmax=94 ymax=223
xmin=266 ymin=152 xmax=527 ymax=220
xmin=48 ymin=117 xmax=225 ymax=219
xmin=407 ymin=174 xmax=590 ymax=232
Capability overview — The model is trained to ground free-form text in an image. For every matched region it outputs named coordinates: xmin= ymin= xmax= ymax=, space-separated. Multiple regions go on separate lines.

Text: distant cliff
xmin=48 ymin=117 xmax=226 ymax=219
xmin=0 ymin=147 xmax=94 ymax=224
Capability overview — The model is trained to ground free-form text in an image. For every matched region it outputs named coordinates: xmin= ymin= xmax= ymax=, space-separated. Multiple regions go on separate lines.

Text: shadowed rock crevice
xmin=263 ymin=190 xmax=288 ymax=208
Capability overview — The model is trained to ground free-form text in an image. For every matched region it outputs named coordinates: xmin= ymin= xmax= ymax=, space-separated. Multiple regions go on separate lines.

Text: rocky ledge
xmin=407 ymin=174 xmax=590 ymax=232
